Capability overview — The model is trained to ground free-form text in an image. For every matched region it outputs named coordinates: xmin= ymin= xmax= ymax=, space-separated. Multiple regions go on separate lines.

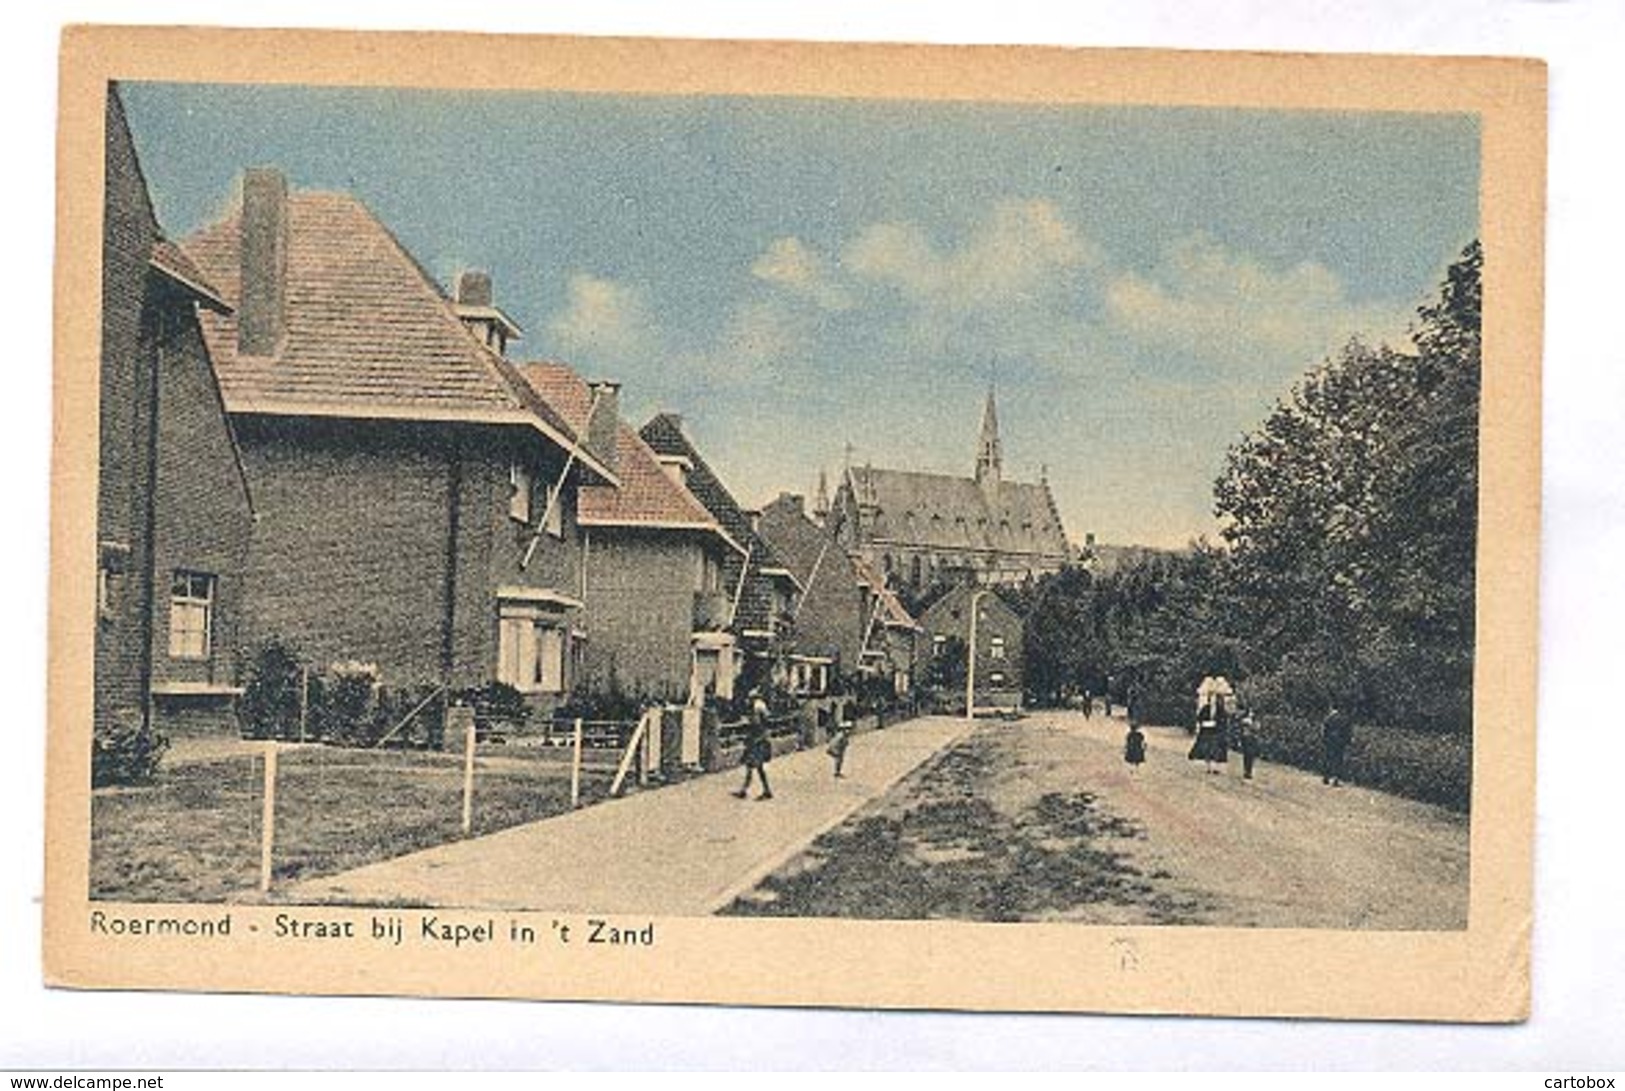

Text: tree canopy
xmin=1023 ymin=241 xmax=1482 ymax=733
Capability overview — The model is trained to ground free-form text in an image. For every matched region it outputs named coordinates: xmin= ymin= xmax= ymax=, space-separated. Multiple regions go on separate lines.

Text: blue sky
xmin=121 ymin=82 xmax=1478 ymax=547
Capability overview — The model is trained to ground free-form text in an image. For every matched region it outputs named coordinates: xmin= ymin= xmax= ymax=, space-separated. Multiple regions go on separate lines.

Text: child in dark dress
xmin=1236 ymin=710 xmax=1260 ymax=779
xmin=733 ymin=691 xmax=774 ymax=800
xmin=1124 ymin=723 xmax=1147 ymax=773
xmin=827 ymin=721 xmax=852 ymax=778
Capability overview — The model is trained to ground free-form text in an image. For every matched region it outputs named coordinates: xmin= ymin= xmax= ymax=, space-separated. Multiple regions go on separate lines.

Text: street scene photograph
xmin=88 ymin=74 xmax=1481 ymax=931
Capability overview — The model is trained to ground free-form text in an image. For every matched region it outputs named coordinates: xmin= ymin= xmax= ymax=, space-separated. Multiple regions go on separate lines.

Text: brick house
xmin=638 ymin=414 xmax=803 ymax=695
xmin=757 ymin=492 xmax=882 ymax=695
xmin=517 ymin=363 xmax=745 ymax=704
xmin=919 ymin=583 xmax=1026 ymax=711
xmin=96 ymin=85 xmax=255 ymax=741
xmin=181 ymin=169 xmax=618 ymax=713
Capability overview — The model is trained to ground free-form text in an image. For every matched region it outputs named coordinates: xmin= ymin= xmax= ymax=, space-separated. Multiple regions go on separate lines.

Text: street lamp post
xmin=965 ymin=588 xmax=990 ymax=722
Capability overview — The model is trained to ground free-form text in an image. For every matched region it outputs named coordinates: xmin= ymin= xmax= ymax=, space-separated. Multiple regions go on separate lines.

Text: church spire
xmin=974 ymin=384 xmax=1003 ymax=488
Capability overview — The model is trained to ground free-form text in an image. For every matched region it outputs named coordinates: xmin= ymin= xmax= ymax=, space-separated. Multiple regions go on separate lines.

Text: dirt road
xmin=730 ymin=709 xmax=1469 ymax=929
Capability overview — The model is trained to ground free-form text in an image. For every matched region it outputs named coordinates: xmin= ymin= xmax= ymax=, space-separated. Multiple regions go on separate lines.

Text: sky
xmin=121 ymin=82 xmax=1479 ymax=548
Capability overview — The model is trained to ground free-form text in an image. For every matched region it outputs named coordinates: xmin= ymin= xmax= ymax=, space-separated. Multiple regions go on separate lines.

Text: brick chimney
xmin=238 ymin=168 xmax=289 ymax=357
xmin=457 ymin=270 xmax=492 ymax=308
xmin=585 ymin=380 xmax=621 ymax=475
xmin=454 ymin=270 xmax=521 ymax=356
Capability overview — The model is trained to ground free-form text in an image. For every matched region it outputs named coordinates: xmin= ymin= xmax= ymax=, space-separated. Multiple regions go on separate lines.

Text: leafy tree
xmin=1213 ymin=241 xmax=1482 ymax=731
xmin=1090 ymin=543 xmax=1242 ymax=725
xmin=1023 ymin=565 xmax=1099 ymax=706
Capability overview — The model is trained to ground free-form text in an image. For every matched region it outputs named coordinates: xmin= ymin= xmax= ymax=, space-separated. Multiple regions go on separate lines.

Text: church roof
xmin=846 ymin=465 xmax=1071 ymax=559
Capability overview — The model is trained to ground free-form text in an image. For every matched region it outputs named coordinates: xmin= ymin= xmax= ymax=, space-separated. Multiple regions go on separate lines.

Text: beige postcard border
xmin=46 ymin=25 xmax=1545 ymax=1020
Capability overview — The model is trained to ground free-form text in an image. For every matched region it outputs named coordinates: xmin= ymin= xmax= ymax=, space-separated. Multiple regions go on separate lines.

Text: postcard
xmin=46 ymin=25 xmax=1544 ymax=1019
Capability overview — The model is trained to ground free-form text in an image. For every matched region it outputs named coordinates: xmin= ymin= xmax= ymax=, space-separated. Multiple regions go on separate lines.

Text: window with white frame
xmin=97 ymin=566 xmax=112 ymax=621
xmin=509 ymin=463 xmax=532 ymax=523
xmin=497 ymin=609 xmax=568 ymax=694
xmin=168 ymin=571 xmax=215 ymax=660
xmin=97 ymin=542 xmax=129 ymax=624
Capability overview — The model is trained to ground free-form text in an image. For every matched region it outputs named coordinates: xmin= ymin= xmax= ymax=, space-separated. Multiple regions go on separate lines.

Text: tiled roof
xmin=639 ymin=413 xmax=800 ymax=637
xmin=850 ymin=555 xmax=921 ymax=631
xmin=845 ymin=465 xmax=1071 ymax=559
xmin=181 ymin=189 xmax=611 ymax=481
xmin=517 ymin=363 xmax=734 ymax=546
xmin=149 ymin=238 xmax=229 ymax=312
xmin=756 ymin=495 xmax=869 ymax=661
xmin=919 ymin=582 xmax=1022 ymax=628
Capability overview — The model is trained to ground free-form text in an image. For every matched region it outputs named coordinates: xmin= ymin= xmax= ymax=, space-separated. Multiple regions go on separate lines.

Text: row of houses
xmin=93 ymin=86 xmax=1027 ymax=747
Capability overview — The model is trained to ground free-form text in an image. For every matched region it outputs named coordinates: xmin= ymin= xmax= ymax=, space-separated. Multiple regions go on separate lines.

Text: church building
xmin=826 ymin=390 xmax=1072 ymax=590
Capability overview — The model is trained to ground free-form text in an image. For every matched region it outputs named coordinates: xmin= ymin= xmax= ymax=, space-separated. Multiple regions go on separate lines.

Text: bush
xmin=313 ymin=664 xmax=380 ymax=746
xmin=554 ymin=682 xmax=647 ymax=725
xmin=454 ymin=681 xmax=533 ymax=740
xmin=1248 ymin=713 xmax=1472 ymax=811
xmin=92 ymin=713 xmax=168 ymax=787
xmin=239 ymin=638 xmax=305 ymax=740
xmin=370 ymin=683 xmax=447 ymax=749
xmin=851 ymin=673 xmax=895 ymax=717
xmin=1131 ymin=687 xmax=1198 ymax=730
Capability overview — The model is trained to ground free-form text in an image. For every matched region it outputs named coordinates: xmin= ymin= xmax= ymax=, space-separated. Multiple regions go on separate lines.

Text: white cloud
xmin=844 ymin=198 xmax=1098 ymax=313
xmin=545 ymin=273 xmax=656 ymax=360
xmin=750 ymin=237 xmax=852 ymax=312
xmin=1104 ymin=234 xmax=1413 ymax=368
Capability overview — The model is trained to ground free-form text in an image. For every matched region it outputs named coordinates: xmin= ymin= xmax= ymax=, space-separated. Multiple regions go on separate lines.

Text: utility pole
xmin=965 ymin=588 xmax=990 ymax=722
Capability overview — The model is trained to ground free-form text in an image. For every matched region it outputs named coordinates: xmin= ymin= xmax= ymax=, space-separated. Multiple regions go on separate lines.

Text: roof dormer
xmin=454 ymin=270 xmax=523 ymax=356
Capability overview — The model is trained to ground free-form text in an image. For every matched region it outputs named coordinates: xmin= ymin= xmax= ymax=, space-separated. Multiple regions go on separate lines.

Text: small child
xmin=827 ymin=722 xmax=853 ymax=778
xmin=1124 ymin=723 xmax=1147 ymax=773
xmin=1236 ymin=711 xmax=1260 ymax=780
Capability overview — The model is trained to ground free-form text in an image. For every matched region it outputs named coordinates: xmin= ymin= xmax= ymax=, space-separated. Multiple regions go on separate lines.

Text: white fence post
xmin=570 ymin=716 xmax=584 ymax=808
xmin=258 ymin=742 xmax=278 ymax=894
xmin=609 ymin=711 xmax=650 ymax=797
xmin=456 ymin=706 xmax=477 ymax=837
xmin=297 ymin=666 xmax=309 ymax=743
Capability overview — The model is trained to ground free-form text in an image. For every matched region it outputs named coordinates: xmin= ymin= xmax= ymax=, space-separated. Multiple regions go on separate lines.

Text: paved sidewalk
xmin=282 ymin=714 xmax=970 ymax=915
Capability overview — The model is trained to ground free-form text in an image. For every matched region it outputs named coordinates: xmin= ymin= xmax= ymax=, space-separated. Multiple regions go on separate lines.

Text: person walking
xmin=734 ymin=689 xmax=774 ymax=800
xmin=826 ymin=717 xmax=853 ymax=778
xmin=1321 ymin=702 xmax=1354 ymax=787
xmin=1235 ymin=709 xmax=1260 ymax=780
xmin=1189 ymin=699 xmax=1229 ymax=774
xmin=1124 ymin=722 xmax=1147 ymax=774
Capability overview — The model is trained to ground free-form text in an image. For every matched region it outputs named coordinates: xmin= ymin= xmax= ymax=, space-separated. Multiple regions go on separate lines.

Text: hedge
xmin=1248 ymin=714 xmax=1472 ymax=812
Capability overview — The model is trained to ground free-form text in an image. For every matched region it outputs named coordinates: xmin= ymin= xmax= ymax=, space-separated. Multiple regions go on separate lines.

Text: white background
xmin=3 ymin=0 xmax=1621 ymax=1072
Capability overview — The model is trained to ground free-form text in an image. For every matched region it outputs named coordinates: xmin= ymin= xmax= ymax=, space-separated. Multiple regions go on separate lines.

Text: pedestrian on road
xmin=1189 ymin=699 xmax=1229 ymax=774
xmin=1235 ymin=709 xmax=1260 ymax=780
xmin=734 ymin=689 xmax=774 ymax=801
xmin=1124 ymin=722 xmax=1147 ymax=774
xmin=1082 ymin=689 xmax=1093 ymax=719
xmin=826 ymin=719 xmax=853 ymax=778
xmin=1321 ymin=703 xmax=1354 ymax=787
